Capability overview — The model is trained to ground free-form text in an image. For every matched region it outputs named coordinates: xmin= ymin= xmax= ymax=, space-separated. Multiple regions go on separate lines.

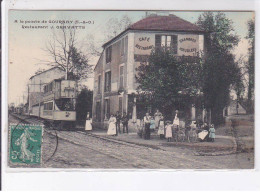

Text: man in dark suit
xmin=122 ymin=112 xmax=129 ymax=134
xmin=115 ymin=111 xmax=121 ymax=135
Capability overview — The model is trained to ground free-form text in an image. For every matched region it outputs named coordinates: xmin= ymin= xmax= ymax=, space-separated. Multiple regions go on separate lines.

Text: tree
xmin=103 ymin=14 xmax=132 ymax=41
xmin=75 ymin=87 xmax=93 ymax=122
xmin=197 ymin=12 xmax=241 ymax=124
xmin=135 ymin=49 xmax=204 ymax=120
xmin=43 ymin=27 xmax=92 ymax=81
xmin=245 ymin=19 xmax=255 ymax=113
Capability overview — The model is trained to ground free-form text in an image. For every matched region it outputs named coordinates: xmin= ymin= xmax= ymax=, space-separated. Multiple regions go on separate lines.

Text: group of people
xmin=139 ymin=109 xmax=180 ymax=141
xmin=86 ymin=108 xmax=216 ymax=142
xmin=138 ymin=109 xmax=216 ymax=142
xmin=107 ymin=111 xmax=129 ymax=136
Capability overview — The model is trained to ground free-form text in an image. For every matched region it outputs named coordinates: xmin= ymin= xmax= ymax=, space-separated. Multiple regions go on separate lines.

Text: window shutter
xmin=171 ymin=35 xmax=178 ymax=54
xmin=125 ymin=36 xmax=128 ymax=55
xmin=104 ymin=73 xmax=106 ymax=92
xmin=108 ymin=71 xmax=111 ymax=91
xmin=110 ymin=46 xmax=112 ymax=62
xmin=155 ymin=35 xmax=161 ymax=49
xmin=107 ymin=99 xmax=110 ymax=117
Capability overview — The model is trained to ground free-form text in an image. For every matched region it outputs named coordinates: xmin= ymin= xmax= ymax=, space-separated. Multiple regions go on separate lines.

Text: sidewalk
xmin=87 ymin=128 xmax=236 ymax=153
xmin=77 ymin=124 xmax=254 ymax=153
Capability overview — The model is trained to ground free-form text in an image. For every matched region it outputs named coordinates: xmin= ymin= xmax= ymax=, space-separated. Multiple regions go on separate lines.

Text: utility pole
xmin=38 ymin=80 xmax=41 ymax=118
xmin=28 ymin=84 xmax=30 ymax=115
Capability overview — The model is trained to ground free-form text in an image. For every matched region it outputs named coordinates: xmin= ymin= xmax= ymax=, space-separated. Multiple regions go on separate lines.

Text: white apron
xmin=85 ymin=119 xmax=92 ymax=131
xmin=107 ymin=117 xmax=117 ymax=135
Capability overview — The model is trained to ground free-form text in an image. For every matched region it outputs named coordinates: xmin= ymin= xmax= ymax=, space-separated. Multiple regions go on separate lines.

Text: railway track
xmin=9 ymin=113 xmax=221 ymax=169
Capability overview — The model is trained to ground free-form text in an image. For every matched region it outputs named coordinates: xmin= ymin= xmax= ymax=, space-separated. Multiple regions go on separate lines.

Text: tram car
xmin=31 ymin=79 xmax=77 ymax=128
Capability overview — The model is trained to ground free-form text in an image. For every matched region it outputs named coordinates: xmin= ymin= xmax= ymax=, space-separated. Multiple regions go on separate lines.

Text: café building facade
xmin=92 ymin=14 xmax=208 ymax=129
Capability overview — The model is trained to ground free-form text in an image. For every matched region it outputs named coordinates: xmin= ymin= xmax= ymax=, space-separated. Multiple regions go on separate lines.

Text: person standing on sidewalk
xmin=122 ymin=112 xmax=129 ymax=134
xmin=173 ymin=110 xmax=180 ymax=129
xmin=157 ymin=116 xmax=165 ymax=139
xmin=144 ymin=113 xmax=151 ymax=140
xmin=154 ymin=109 xmax=162 ymax=130
xmin=150 ymin=116 xmax=155 ymax=132
xmin=107 ymin=114 xmax=117 ymax=136
xmin=165 ymin=121 xmax=173 ymax=142
xmin=209 ymin=124 xmax=216 ymax=142
xmin=115 ymin=111 xmax=121 ymax=135
xmin=85 ymin=112 xmax=92 ymax=131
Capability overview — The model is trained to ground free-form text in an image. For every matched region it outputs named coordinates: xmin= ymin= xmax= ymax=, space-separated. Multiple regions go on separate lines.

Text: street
xmin=9 ymin=114 xmax=254 ymax=169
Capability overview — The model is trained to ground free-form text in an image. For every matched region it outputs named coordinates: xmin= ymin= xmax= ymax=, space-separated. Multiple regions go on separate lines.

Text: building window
xmin=96 ymin=101 xmax=101 ymax=122
xmin=104 ymin=71 xmax=111 ymax=92
xmin=120 ymin=36 xmax=128 ymax=57
xmin=106 ymin=46 xmax=112 ymax=63
xmin=98 ymin=75 xmax=101 ymax=94
xmin=119 ymin=65 xmax=124 ymax=89
xmin=44 ymin=102 xmax=53 ymax=110
xmin=104 ymin=99 xmax=110 ymax=120
xmin=119 ymin=97 xmax=123 ymax=115
xmin=44 ymin=82 xmax=53 ymax=93
xmin=120 ymin=38 xmax=125 ymax=56
xmin=155 ymin=35 xmax=178 ymax=54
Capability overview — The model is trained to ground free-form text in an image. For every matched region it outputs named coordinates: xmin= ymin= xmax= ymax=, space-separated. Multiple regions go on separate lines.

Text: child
xmin=209 ymin=124 xmax=216 ymax=142
xmin=165 ymin=121 xmax=173 ymax=142
xmin=150 ymin=116 xmax=155 ymax=132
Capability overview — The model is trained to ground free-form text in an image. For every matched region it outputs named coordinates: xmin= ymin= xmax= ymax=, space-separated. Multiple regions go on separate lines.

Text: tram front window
xmin=55 ymin=99 xmax=75 ymax=111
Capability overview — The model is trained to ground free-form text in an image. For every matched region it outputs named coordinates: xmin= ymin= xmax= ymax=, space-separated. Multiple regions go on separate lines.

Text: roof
xmin=228 ymin=100 xmax=247 ymax=111
xmin=103 ymin=14 xmax=204 ymax=48
xmin=129 ymin=15 xmax=203 ymax=32
xmin=29 ymin=66 xmax=65 ymax=80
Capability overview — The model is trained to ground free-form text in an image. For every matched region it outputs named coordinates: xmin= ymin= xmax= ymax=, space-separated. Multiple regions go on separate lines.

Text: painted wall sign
xmin=134 ymin=33 xmax=155 ymax=55
xmin=178 ymin=34 xmax=199 ymax=56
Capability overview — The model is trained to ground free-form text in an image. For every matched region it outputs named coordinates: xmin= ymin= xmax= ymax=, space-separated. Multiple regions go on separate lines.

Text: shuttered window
xmin=104 ymin=71 xmax=111 ymax=92
xmin=104 ymin=99 xmax=110 ymax=120
xmin=155 ymin=34 xmax=178 ymax=54
xmin=119 ymin=66 xmax=124 ymax=89
xmin=98 ymin=75 xmax=101 ymax=94
xmin=106 ymin=46 xmax=112 ymax=63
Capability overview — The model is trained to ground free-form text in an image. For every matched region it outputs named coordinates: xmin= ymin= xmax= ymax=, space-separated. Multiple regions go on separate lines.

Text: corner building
xmin=92 ymin=14 xmax=207 ymax=129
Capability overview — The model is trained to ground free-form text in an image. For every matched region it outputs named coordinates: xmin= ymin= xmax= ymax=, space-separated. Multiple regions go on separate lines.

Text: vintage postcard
xmin=7 ymin=10 xmax=255 ymax=169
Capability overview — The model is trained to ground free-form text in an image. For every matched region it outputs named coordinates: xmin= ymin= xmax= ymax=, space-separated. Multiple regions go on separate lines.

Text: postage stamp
xmin=9 ymin=124 xmax=43 ymax=164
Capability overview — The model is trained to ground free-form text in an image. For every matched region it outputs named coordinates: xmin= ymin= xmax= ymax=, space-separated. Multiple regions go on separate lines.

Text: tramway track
xmin=9 ymin=113 xmax=221 ymax=168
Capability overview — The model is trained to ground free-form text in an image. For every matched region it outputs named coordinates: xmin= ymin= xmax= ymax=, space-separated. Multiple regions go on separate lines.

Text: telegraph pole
xmin=38 ymin=80 xmax=41 ymax=118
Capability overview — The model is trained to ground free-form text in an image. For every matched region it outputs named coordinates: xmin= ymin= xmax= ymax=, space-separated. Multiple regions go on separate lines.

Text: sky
xmin=8 ymin=10 xmax=254 ymax=105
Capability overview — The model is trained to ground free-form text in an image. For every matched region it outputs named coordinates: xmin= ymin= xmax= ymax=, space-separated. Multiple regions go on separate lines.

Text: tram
xmin=31 ymin=79 xmax=77 ymax=128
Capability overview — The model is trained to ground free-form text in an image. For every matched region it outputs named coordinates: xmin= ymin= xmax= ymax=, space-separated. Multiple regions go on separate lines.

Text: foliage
xmin=196 ymin=12 xmax=239 ymax=52
xmin=245 ymin=19 xmax=255 ymax=113
xmin=103 ymin=14 xmax=132 ymax=41
xmin=75 ymin=87 xmax=93 ymax=121
xmin=43 ymin=27 xmax=92 ymax=81
xmin=135 ymin=49 xmax=204 ymax=119
xmin=136 ymin=12 xmax=243 ymax=124
xmin=197 ymin=12 xmax=241 ymax=124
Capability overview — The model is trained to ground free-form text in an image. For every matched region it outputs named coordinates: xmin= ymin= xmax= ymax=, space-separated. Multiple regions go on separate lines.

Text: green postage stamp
xmin=9 ymin=124 xmax=43 ymax=165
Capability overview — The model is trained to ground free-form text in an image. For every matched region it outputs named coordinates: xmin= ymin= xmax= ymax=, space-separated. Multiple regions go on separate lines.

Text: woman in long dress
xmin=154 ymin=109 xmax=162 ymax=129
xmin=157 ymin=117 xmax=165 ymax=139
xmin=15 ymin=128 xmax=37 ymax=162
xmin=85 ymin=112 xmax=92 ymax=131
xmin=107 ymin=114 xmax=117 ymax=136
xmin=173 ymin=110 xmax=180 ymax=129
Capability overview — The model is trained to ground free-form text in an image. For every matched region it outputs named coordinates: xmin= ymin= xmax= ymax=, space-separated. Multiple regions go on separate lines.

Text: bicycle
xmin=172 ymin=127 xmax=186 ymax=142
